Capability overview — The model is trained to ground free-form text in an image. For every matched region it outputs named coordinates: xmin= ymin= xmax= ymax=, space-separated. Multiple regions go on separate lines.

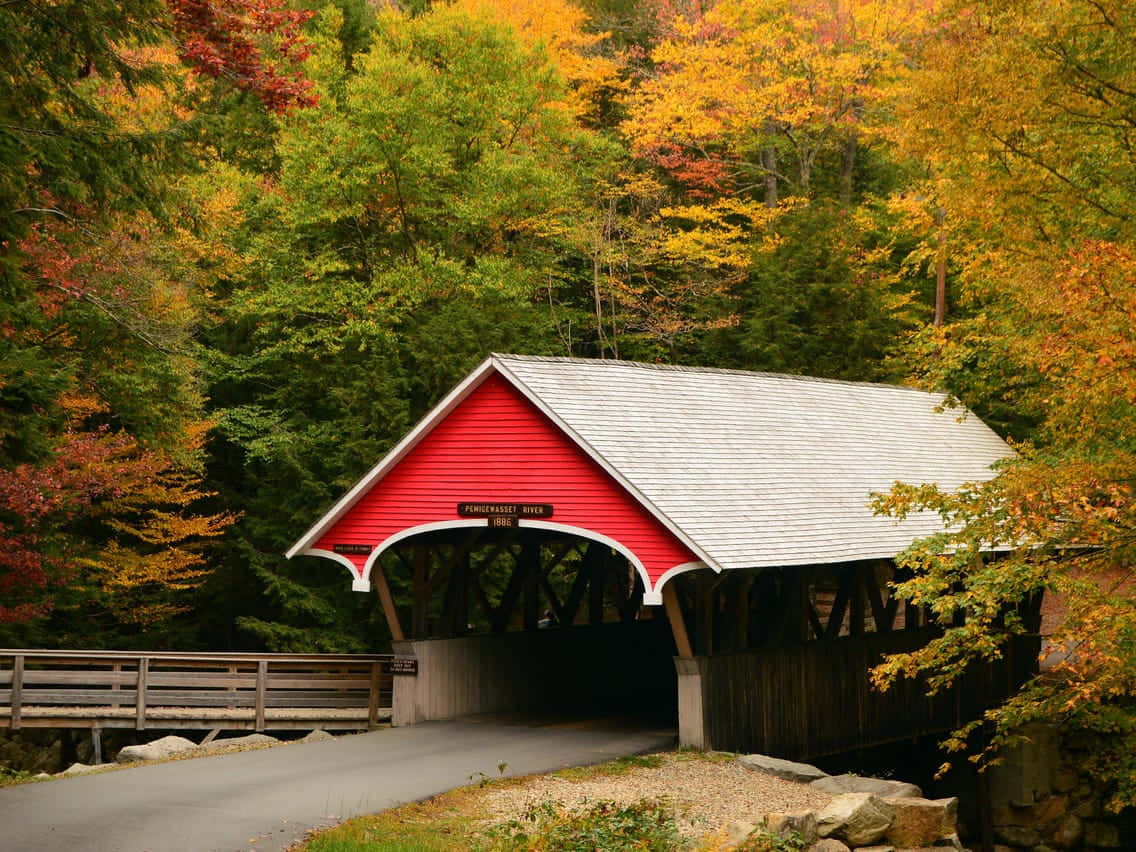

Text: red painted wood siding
xmin=314 ymin=373 xmax=699 ymax=585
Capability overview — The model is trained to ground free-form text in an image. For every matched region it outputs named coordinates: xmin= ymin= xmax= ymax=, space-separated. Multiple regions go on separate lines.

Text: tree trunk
xmin=761 ymin=120 xmax=778 ymax=208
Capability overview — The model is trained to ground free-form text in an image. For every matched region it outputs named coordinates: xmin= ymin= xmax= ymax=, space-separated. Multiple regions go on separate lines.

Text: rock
xmin=995 ymin=824 xmax=1040 ymax=847
xmin=722 ymin=821 xmax=757 ymax=849
xmin=885 ymin=797 xmax=958 ymax=847
xmin=817 ymin=793 xmax=895 ymax=846
xmin=933 ymin=834 xmax=964 ymax=850
xmin=1053 ymin=769 xmax=1078 ymax=793
xmin=202 ymin=733 xmax=278 ymax=751
xmin=809 ymin=840 xmax=851 ymax=852
xmin=812 ymin=773 xmax=923 ymax=799
xmin=857 ymin=846 xmax=896 ymax=852
xmin=1073 ymin=797 xmax=1098 ymax=819
xmin=1050 ymin=813 xmax=1082 ymax=849
xmin=115 ymin=735 xmax=198 ymax=763
xmin=764 ymin=810 xmax=819 ymax=844
xmin=300 ymin=729 xmax=335 ymax=743
xmin=1033 ymin=795 xmax=1068 ymax=823
xmin=33 ymin=772 xmax=52 ymax=780
xmin=1082 ymin=820 xmax=1120 ymax=848
xmin=60 ymin=762 xmax=111 ymax=776
xmin=738 ymin=753 xmax=829 ymax=783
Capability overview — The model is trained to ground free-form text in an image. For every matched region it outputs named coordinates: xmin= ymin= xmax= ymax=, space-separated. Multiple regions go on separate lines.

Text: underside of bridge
xmin=365 ymin=525 xmax=1041 ymax=759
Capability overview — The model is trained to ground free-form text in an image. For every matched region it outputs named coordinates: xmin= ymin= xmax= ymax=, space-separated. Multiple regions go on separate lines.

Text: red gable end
xmin=312 ymin=373 xmax=700 ymax=592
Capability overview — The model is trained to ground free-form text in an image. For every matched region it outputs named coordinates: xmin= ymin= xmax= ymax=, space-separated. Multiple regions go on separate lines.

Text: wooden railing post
xmin=10 ymin=654 xmax=23 ymax=730
xmin=368 ymin=661 xmax=381 ymax=728
xmin=255 ymin=660 xmax=267 ymax=732
xmin=135 ymin=657 xmax=149 ymax=730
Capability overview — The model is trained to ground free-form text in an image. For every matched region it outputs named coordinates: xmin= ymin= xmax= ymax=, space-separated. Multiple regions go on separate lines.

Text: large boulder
xmin=816 ymin=793 xmax=895 ymax=846
xmin=738 ymin=753 xmax=829 ymax=783
xmin=764 ymin=810 xmax=819 ymax=844
xmin=809 ymin=840 xmax=852 ymax=852
xmin=811 ymin=773 xmax=922 ymax=799
xmin=115 ymin=735 xmax=197 ymax=763
xmin=884 ymin=796 xmax=958 ymax=846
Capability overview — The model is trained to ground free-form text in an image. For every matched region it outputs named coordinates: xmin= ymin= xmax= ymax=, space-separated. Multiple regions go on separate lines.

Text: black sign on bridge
xmin=456 ymin=502 xmax=554 ymax=523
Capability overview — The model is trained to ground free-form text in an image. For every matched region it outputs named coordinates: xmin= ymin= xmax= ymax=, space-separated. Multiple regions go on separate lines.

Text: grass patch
xmin=301 ymin=781 xmax=510 ymax=852
xmin=551 ymin=752 xmax=665 ymax=782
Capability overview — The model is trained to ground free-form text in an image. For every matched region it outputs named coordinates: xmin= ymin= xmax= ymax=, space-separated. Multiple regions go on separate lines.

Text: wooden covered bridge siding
xmin=664 ymin=560 xmax=1041 ymax=757
xmin=0 ymin=650 xmax=394 ymax=734
xmin=376 ymin=533 xmax=1040 ymax=758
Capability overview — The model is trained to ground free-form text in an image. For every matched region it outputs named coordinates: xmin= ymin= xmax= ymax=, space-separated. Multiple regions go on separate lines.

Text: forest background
xmin=2 ymin=0 xmax=1135 ymax=809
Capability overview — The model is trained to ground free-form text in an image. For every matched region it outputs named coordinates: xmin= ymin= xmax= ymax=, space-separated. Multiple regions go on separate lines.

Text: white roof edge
xmin=285 ymin=356 xmax=500 ymax=558
xmin=492 ymin=358 xmax=723 ymax=572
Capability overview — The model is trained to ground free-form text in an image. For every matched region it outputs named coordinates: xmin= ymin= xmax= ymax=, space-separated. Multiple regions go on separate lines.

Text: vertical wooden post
xmin=10 ymin=655 xmax=23 ymax=731
xmin=368 ymin=661 xmax=382 ymax=729
xmin=663 ymin=583 xmax=694 ymax=659
xmin=255 ymin=660 xmax=267 ymax=732
xmin=734 ymin=575 xmax=754 ymax=650
xmin=696 ymin=572 xmax=715 ymax=655
xmin=522 ymin=537 xmax=540 ymax=631
xmin=850 ymin=566 xmax=866 ymax=637
xmin=91 ymin=727 xmax=103 ymax=765
xmin=373 ymin=563 xmax=405 ymax=642
xmin=135 ymin=657 xmax=148 ymax=731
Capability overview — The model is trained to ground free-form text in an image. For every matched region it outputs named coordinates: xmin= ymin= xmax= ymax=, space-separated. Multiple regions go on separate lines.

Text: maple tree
xmin=870 ymin=0 xmax=1136 ymax=809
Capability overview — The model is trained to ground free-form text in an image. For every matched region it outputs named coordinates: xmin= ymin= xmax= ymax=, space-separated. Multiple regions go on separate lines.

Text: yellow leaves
xmin=451 ymin=0 xmax=623 ymax=120
xmin=657 ymin=197 xmax=779 ymax=272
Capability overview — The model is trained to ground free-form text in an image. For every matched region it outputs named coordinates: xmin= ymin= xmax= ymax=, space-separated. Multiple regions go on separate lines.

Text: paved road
xmin=0 ymin=718 xmax=675 ymax=852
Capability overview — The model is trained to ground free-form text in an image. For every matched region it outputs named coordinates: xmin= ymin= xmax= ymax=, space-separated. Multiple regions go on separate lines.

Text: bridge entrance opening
xmin=373 ymin=527 xmax=678 ymax=730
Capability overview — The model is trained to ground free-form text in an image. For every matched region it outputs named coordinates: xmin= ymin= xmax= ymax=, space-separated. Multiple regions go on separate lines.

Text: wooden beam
xmin=562 ymin=543 xmax=600 ymax=625
xmin=372 ymin=563 xmax=405 ymax=642
xmin=254 ymin=660 xmax=267 ymax=732
xmin=135 ymin=657 xmax=148 ymax=730
xmin=368 ymin=661 xmax=381 ymax=729
xmin=733 ymin=576 xmax=755 ymax=649
xmin=825 ymin=572 xmax=851 ymax=640
xmin=10 ymin=655 xmax=22 ymax=731
xmin=663 ymin=582 xmax=694 ymax=659
xmin=696 ymin=571 xmax=714 ymax=654
xmin=864 ymin=563 xmax=895 ymax=633
xmin=491 ymin=550 xmax=527 ymax=633
xmin=850 ymin=565 xmax=866 ymax=637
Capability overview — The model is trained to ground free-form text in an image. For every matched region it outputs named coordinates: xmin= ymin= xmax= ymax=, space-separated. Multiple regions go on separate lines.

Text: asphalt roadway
xmin=0 ymin=717 xmax=676 ymax=852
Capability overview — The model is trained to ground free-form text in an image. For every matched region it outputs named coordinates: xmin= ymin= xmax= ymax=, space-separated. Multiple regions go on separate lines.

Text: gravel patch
xmin=481 ymin=753 xmax=832 ymax=838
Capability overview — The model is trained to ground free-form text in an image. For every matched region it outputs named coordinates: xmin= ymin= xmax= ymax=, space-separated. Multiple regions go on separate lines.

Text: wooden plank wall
xmin=698 ymin=629 xmax=1039 ymax=759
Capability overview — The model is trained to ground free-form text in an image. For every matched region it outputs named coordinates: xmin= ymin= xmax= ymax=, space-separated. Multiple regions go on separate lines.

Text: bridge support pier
xmin=91 ymin=726 xmax=102 ymax=765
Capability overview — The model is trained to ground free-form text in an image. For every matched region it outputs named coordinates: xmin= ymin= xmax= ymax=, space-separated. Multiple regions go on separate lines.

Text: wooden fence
xmin=0 ymin=650 xmax=394 ymax=733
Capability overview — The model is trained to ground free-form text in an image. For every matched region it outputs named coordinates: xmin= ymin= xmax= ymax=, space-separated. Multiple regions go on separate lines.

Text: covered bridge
xmin=288 ymin=355 xmax=1036 ymax=757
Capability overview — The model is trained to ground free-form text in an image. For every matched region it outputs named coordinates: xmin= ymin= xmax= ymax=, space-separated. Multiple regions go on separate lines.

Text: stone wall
xmin=987 ymin=724 xmax=1132 ymax=850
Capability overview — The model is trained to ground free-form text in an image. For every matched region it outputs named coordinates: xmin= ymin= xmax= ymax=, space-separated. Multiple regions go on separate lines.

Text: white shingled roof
xmin=491 ymin=354 xmax=1011 ymax=572
xmin=289 ymin=354 xmax=1013 ymax=573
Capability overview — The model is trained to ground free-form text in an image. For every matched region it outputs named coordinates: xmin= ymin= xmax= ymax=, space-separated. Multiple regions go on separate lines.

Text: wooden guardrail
xmin=0 ymin=650 xmax=394 ymax=733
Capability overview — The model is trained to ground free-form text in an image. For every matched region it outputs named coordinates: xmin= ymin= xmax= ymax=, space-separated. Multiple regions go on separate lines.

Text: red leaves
xmin=167 ymin=0 xmax=317 ymax=113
